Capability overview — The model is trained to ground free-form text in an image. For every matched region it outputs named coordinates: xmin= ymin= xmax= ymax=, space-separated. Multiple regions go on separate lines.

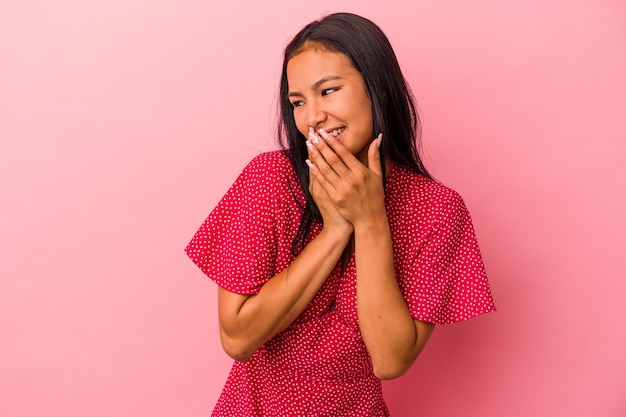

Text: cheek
xmin=359 ymin=95 xmax=372 ymax=117
xmin=348 ymin=90 xmax=372 ymax=120
xmin=354 ymin=100 xmax=373 ymax=134
xmin=362 ymin=102 xmax=373 ymax=132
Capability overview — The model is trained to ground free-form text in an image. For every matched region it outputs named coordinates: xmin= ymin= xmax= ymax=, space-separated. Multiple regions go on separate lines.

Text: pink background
xmin=1 ymin=1 xmax=625 ymax=416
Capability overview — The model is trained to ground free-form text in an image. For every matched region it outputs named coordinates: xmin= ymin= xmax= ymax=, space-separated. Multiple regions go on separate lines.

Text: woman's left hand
xmin=307 ymin=128 xmax=435 ymax=379
xmin=306 ymin=128 xmax=386 ymax=228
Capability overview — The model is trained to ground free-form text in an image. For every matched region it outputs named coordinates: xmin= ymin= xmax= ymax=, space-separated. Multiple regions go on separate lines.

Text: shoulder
xmin=212 ymin=151 xmax=296 ymax=218
xmin=226 ymin=150 xmax=303 ymax=211
xmin=244 ymin=150 xmax=292 ymax=173
xmin=388 ymin=164 xmax=465 ymax=211
xmin=236 ymin=150 xmax=294 ymax=187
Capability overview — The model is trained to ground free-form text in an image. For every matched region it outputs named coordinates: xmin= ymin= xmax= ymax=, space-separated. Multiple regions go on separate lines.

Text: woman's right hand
xmin=306 ymin=129 xmax=353 ymax=237
xmin=308 ymin=170 xmax=353 ymax=236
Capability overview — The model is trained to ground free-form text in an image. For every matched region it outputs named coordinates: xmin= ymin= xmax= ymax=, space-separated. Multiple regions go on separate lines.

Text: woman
xmin=186 ymin=12 xmax=495 ymax=416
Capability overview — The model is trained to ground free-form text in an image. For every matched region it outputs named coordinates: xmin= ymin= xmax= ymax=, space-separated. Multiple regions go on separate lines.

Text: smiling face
xmin=286 ymin=47 xmax=374 ymax=164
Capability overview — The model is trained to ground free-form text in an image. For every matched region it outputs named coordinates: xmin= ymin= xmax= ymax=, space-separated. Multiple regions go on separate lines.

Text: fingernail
xmin=318 ymin=129 xmax=330 ymax=141
xmin=305 ymin=159 xmax=315 ymax=169
xmin=308 ymin=127 xmax=319 ymax=144
xmin=306 ymin=141 xmax=315 ymax=153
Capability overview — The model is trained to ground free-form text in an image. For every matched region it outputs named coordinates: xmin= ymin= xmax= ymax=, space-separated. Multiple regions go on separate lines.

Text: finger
xmin=307 ymin=138 xmax=340 ymax=184
xmin=309 ymin=128 xmax=350 ymax=177
xmin=308 ymin=168 xmax=332 ymax=215
xmin=307 ymin=168 xmax=322 ymax=198
xmin=307 ymin=130 xmax=348 ymax=184
xmin=318 ymin=128 xmax=365 ymax=173
xmin=306 ymin=158 xmax=337 ymax=193
xmin=367 ymin=133 xmax=383 ymax=177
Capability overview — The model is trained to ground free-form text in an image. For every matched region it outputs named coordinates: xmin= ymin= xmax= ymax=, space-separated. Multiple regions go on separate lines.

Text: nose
xmin=305 ymin=99 xmax=327 ymax=129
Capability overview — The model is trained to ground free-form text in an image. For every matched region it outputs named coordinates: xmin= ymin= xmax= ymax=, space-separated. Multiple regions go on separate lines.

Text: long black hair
xmin=277 ymin=12 xmax=432 ymax=256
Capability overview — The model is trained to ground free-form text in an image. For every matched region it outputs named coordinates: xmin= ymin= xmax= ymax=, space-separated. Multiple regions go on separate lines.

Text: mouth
xmin=327 ymin=127 xmax=346 ymax=138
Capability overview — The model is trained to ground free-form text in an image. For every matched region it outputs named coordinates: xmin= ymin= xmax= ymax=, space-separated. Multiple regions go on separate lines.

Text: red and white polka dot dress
xmin=185 ymin=151 xmax=495 ymax=416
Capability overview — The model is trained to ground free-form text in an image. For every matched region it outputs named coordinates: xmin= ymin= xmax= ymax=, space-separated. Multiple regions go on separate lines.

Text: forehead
xmin=286 ymin=48 xmax=359 ymax=87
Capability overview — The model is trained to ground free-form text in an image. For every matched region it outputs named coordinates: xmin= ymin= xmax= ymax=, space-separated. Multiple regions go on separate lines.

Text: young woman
xmin=186 ymin=12 xmax=495 ymax=416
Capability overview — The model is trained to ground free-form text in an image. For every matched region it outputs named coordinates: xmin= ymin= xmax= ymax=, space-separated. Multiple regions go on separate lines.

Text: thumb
xmin=367 ymin=133 xmax=383 ymax=176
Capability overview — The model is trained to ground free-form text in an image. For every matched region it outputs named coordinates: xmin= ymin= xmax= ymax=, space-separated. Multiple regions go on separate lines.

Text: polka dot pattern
xmin=185 ymin=151 xmax=495 ymax=416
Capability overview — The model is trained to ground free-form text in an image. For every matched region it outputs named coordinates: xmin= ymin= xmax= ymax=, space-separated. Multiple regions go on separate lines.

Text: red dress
xmin=185 ymin=151 xmax=495 ymax=416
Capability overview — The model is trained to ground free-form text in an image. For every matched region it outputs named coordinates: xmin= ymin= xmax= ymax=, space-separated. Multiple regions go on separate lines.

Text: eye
xmin=290 ymin=100 xmax=304 ymax=108
xmin=321 ymin=87 xmax=339 ymax=96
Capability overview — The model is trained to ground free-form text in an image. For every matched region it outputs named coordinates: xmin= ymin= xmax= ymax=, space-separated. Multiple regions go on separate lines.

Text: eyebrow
xmin=288 ymin=75 xmax=343 ymax=97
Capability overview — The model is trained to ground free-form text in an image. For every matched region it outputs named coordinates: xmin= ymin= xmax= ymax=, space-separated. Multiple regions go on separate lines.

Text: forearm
xmin=354 ymin=218 xmax=429 ymax=379
xmin=218 ymin=226 xmax=351 ymax=361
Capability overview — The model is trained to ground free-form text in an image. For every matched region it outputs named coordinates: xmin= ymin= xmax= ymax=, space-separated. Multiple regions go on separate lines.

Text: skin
xmin=217 ymin=47 xmax=435 ymax=380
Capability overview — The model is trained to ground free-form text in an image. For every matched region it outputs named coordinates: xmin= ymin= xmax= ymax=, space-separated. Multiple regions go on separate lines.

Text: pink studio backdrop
xmin=1 ymin=1 xmax=625 ymax=416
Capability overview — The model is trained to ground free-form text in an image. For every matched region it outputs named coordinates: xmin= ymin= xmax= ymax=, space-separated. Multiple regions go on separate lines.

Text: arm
xmin=218 ymin=164 xmax=353 ymax=362
xmin=218 ymin=225 xmax=351 ymax=362
xmin=307 ymin=130 xmax=435 ymax=379
xmin=353 ymin=215 xmax=435 ymax=379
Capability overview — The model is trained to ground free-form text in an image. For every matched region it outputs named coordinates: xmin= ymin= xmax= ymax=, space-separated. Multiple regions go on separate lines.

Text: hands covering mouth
xmin=304 ymin=126 xmax=385 ymax=229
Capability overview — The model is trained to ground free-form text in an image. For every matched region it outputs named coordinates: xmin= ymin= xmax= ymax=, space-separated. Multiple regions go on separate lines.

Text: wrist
xmin=319 ymin=222 xmax=353 ymax=246
xmin=353 ymin=215 xmax=390 ymax=240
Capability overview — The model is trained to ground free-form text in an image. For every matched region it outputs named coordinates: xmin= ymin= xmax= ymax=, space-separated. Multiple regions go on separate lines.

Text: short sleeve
xmin=184 ymin=154 xmax=280 ymax=295
xmin=400 ymin=192 xmax=496 ymax=324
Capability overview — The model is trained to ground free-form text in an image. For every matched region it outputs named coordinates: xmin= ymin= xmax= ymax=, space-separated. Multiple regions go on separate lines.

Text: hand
xmin=306 ymin=128 xmax=387 ymax=229
xmin=306 ymin=137 xmax=353 ymax=235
